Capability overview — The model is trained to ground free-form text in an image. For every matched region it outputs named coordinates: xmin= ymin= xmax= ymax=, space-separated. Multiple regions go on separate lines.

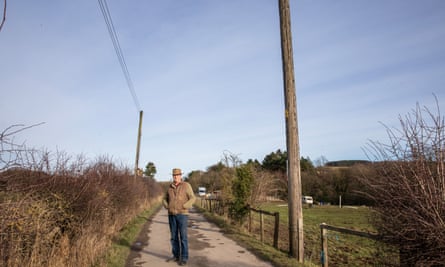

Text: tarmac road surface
xmin=126 ymin=207 xmax=274 ymax=267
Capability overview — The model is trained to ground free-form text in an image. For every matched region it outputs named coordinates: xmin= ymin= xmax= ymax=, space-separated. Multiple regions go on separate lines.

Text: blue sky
xmin=1 ymin=0 xmax=444 ymax=181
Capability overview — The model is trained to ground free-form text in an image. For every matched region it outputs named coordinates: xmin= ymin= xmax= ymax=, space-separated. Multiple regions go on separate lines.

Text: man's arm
xmin=162 ymin=190 xmax=169 ymax=209
xmin=183 ymin=183 xmax=196 ymax=209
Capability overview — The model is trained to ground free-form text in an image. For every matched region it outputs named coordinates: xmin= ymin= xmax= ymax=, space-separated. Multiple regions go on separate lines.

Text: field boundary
xmin=320 ymin=223 xmax=395 ymax=267
xmin=248 ymin=206 xmax=280 ymax=248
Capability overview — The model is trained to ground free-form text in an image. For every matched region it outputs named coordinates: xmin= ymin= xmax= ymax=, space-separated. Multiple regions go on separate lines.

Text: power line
xmin=0 ymin=0 xmax=6 ymax=32
xmin=97 ymin=0 xmax=141 ymax=112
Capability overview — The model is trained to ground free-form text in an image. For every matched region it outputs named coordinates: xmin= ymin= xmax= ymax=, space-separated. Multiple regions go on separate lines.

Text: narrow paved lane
xmin=126 ymin=207 xmax=273 ymax=267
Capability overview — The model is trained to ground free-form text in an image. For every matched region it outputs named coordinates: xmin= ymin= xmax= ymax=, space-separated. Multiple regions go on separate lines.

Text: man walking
xmin=163 ymin=168 xmax=196 ymax=266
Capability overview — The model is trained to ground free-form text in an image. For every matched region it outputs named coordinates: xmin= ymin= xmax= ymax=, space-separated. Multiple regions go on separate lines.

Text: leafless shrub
xmin=1 ymin=124 xmax=43 ymax=171
xmin=362 ymin=97 xmax=445 ymax=266
xmin=250 ymin=168 xmax=280 ymax=203
xmin=0 ymin=125 xmax=163 ymax=267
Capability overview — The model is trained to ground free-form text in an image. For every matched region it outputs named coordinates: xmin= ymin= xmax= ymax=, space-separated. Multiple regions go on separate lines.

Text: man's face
xmin=173 ymin=173 xmax=182 ymax=184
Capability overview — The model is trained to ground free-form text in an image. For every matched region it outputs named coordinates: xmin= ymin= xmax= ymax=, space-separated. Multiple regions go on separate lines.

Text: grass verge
xmin=98 ymin=202 xmax=162 ymax=267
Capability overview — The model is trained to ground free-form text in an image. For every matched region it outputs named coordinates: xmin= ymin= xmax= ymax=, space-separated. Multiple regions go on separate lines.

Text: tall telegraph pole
xmin=278 ymin=0 xmax=304 ymax=262
xmin=134 ymin=110 xmax=143 ymax=178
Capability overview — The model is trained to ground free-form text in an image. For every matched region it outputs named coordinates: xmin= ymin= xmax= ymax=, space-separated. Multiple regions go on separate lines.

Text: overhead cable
xmin=0 ymin=0 xmax=6 ymax=32
xmin=98 ymin=0 xmax=141 ymax=112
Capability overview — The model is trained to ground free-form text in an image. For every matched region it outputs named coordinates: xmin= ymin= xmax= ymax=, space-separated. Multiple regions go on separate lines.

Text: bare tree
xmin=363 ymin=97 xmax=445 ymax=266
xmin=221 ymin=150 xmax=242 ymax=168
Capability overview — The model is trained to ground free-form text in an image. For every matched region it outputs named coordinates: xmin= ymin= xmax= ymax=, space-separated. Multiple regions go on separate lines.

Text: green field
xmin=250 ymin=202 xmax=398 ymax=266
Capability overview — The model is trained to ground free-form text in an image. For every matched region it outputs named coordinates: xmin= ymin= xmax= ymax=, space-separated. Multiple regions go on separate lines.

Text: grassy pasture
xmin=250 ymin=202 xmax=398 ymax=266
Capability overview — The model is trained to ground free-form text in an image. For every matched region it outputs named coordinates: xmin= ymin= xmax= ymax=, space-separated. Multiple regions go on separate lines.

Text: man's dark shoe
xmin=179 ymin=260 xmax=187 ymax=266
xmin=166 ymin=256 xmax=179 ymax=262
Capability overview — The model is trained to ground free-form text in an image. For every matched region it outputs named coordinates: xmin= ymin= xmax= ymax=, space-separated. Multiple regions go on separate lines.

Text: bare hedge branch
xmin=362 ymin=97 xmax=445 ymax=266
xmin=0 ymin=123 xmax=45 ymax=171
xmin=1 ymin=124 xmax=163 ymax=266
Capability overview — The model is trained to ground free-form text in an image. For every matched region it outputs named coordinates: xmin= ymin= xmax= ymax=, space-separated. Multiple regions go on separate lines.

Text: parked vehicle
xmin=302 ymin=195 xmax=313 ymax=205
xmin=198 ymin=187 xmax=206 ymax=197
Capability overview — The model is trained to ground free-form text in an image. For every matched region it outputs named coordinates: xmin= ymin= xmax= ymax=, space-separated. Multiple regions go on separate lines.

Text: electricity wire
xmin=98 ymin=0 xmax=141 ymax=112
xmin=0 ymin=0 xmax=6 ymax=32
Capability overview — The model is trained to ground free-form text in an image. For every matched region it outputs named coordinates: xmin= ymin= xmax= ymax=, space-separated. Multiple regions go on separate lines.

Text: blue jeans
xmin=168 ymin=214 xmax=189 ymax=261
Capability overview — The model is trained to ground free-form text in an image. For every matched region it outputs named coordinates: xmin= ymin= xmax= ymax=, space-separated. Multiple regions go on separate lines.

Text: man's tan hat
xmin=172 ymin=168 xmax=182 ymax=175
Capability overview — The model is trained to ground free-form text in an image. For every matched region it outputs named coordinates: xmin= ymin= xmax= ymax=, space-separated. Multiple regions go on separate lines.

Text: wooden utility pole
xmin=134 ymin=110 xmax=143 ymax=177
xmin=278 ymin=0 xmax=304 ymax=262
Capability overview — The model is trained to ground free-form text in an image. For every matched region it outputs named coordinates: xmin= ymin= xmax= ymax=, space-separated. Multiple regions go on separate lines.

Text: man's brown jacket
xmin=163 ymin=182 xmax=196 ymax=215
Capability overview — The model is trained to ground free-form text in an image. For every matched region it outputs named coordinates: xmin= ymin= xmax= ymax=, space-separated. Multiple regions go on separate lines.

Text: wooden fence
xmin=320 ymin=223 xmax=383 ymax=267
xmin=248 ymin=207 xmax=280 ymax=248
xmin=198 ymin=198 xmax=280 ymax=249
xmin=200 ymin=198 xmax=225 ymax=215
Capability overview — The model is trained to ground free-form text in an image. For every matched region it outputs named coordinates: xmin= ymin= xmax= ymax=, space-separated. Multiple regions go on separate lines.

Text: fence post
xmin=260 ymin=212 xmax=264 ymax=242
xmin=249 ymin=209 xmax=252 ymax=232
xmin=221 ymin=199 xmax=225 ymax=215
xmin=321 ymin=223 xmax=328 ymax=267
xmin=273 ymin=212 xmax=279 ymax=248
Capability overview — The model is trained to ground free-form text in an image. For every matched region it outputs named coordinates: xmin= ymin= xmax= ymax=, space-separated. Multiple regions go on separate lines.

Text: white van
xmin=198 ymin=187 xmax=206 ymax=197
xmin=302 ymin=196 xmax=313 ymax=205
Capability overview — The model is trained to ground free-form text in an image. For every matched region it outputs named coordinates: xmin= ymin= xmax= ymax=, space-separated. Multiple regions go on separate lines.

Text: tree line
xmin=184 ymin=150 xmax=372 ymax=207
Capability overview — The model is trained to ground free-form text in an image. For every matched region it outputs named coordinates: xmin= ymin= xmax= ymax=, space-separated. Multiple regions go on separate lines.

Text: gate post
xmin=320 ymin=223 xmax=328 ymax=267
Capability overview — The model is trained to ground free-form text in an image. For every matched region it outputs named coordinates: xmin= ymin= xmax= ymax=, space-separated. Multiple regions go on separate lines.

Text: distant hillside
xmin=325 ymin=160 xmax=371 ymax=167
